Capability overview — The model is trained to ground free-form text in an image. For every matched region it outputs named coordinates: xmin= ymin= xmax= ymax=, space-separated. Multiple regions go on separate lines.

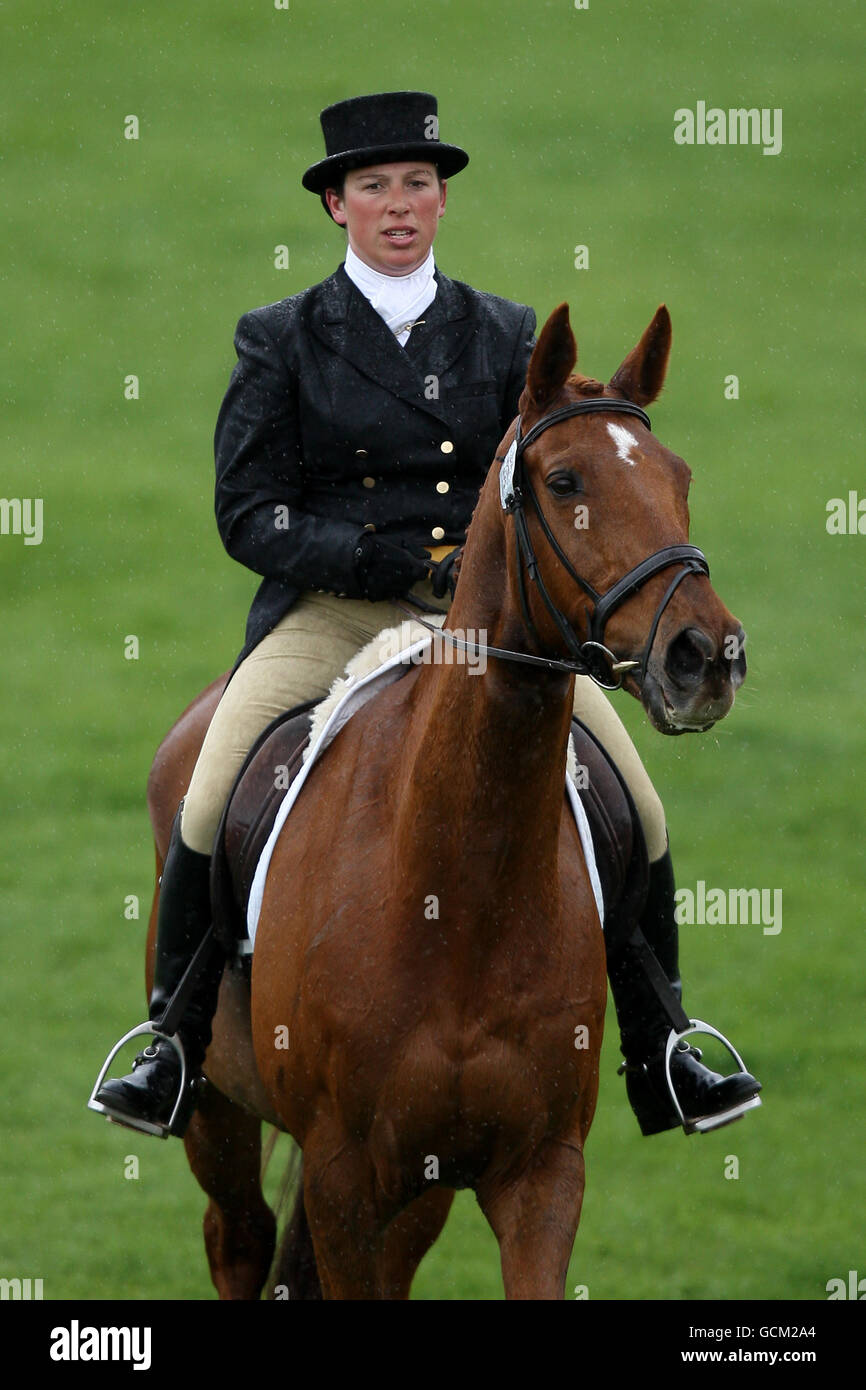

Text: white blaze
xmin=607 ymin=422 xmax=640 ymax=466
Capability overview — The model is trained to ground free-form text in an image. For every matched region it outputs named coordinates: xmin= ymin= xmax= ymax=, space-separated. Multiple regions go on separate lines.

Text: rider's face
xmin=325 ymin=162 xmax=446 ymax=276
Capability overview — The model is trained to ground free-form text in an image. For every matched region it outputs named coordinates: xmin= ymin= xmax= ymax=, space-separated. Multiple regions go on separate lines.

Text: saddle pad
xmin=243 ymin=635 xmax=605 ymax=948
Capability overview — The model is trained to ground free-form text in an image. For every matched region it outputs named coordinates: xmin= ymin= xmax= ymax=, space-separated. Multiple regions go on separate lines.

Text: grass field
xmin=2 ymin=0 xmax=863 ymax=1303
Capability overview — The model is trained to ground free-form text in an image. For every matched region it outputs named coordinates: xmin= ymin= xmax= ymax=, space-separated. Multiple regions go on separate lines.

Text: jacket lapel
xmin=310 ymin=266 xmax=474 ymax=426
xmin=404 ymin=270 xmax=475 ymax=380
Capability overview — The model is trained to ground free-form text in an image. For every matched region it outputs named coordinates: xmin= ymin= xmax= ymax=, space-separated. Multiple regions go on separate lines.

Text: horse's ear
xmin=522 ymin=303 xmax=577 ymax=411
xmin=608 ymin=305 xmax=671 ymax=407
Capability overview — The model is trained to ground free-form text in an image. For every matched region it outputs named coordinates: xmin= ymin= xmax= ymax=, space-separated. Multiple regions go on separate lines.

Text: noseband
xmin=497 ymin=398 xmax=710 ymax=689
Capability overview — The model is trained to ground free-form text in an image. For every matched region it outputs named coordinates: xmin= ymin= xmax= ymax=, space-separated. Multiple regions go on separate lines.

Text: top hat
xmin=302 ymin=91 xmax=469 ymax=194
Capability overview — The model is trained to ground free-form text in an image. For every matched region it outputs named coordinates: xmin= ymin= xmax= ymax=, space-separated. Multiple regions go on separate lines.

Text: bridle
xmin=401 ymin=396 xmax=710 ymax=690
xmin=494 ymin=396 xmax=710 ymax=688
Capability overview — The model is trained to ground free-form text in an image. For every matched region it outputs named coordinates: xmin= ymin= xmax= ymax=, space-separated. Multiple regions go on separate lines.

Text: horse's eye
xmin=546 ymin=471 xmax=583 ymax=497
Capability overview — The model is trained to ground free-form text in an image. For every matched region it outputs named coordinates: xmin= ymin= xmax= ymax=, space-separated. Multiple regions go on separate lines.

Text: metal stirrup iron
xmin=663 ymin=1021 xmax=763 ymax=1135
xmin=87 ymin=926 xmax=218 ymax=1139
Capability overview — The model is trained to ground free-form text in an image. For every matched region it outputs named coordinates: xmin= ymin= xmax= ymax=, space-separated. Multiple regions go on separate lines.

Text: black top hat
xmin=302 ymin=91 xmax=469 ymax=194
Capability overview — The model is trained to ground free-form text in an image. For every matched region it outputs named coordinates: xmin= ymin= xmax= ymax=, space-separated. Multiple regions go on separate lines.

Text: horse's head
xmin=502 ymin=302 xmax=746 ymax=734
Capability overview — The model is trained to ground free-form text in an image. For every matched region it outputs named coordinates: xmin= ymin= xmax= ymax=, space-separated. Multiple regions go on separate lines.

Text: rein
xmin=406 ymin=397 xmax=709 ymax=690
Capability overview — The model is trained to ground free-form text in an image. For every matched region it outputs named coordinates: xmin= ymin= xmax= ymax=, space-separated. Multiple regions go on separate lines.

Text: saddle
xmin=210 ymin=683 xmax=648 ymax=956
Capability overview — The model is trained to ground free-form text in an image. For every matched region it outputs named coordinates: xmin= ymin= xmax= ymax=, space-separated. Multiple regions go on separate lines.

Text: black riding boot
xmin=608 ymin=847 xmax=762 ymax=1136
xmin=91 ymin=803 xmax=225 ymax=1138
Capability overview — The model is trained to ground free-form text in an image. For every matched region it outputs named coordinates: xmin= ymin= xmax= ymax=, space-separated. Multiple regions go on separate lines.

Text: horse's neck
xmin=397 ymin=495 xmax=575 ymax=881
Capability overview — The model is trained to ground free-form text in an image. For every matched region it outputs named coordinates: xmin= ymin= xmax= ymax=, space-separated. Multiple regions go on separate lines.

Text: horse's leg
xmin=301 ymin=1127 xmax=389 ymax=1300
xmin=476 ymin=1137 xmax=587 ymax=1301
xmin=381 ymin=1188 xmax=455 ymax=1300
xmin=183 ymin=1080 xmax=276 ymax=1300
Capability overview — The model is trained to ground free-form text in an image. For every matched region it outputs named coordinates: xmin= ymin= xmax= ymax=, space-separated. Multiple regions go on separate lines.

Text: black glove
xmin=352 ymin=533 xmax=431 ymax=602
xmin=430 ymin=547 xmax=462 ymax=600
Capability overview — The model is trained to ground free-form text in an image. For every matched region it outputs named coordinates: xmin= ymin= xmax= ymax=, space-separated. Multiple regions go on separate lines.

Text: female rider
xmin=92 ymin=91 xmax=760 ymax=1141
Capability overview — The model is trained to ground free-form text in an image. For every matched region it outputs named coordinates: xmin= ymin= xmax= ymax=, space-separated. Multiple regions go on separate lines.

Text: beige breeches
xmin=181 ymin=583 xmax=667 ymax=862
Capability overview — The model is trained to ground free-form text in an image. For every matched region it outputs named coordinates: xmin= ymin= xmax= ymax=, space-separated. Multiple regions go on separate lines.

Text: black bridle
xmin=493 ymin=397 xmax=710 ymax=689
xmin=399 ymin=397 xmax=710 ymax=688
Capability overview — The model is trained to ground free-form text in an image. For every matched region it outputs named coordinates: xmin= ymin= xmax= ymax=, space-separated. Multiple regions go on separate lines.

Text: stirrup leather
xmin=664 ymin=1019 xmax=762 ymax=1135
xmin=87 ymin=1021 xmax=188 ymax=1140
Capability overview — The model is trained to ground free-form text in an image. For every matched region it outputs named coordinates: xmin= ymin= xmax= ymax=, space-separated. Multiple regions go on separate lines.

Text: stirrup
xmin=664 ymin=1019 xmax=762 ymax=1135
xmin=87 ymin=1021 xmax=188 ymax=1140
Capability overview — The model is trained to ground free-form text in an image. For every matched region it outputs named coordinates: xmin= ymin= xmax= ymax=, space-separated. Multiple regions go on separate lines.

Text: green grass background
xmin=2 ymin=0 xmax=863 ymax=1301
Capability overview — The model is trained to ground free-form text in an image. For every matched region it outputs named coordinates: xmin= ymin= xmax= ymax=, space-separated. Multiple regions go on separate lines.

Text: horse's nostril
xmin=665 ymin=627 xmax=713 ymax=683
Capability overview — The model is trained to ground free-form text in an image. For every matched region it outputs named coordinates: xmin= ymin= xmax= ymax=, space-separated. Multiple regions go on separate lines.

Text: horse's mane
xmin=453 ymin=372 xmax=608 ymax=589
xmin=566 ymin=373 xmax=606 ymax=395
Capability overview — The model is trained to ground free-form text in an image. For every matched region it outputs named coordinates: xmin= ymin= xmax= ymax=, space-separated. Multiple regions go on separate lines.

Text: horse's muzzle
xmin=640 ymin=624 xmax=747 ymax=735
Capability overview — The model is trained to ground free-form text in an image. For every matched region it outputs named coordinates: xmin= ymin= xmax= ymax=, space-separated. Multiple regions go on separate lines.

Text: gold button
xmin=440 ymin=440 xmax=454 ymax=454
xmin=364 ymin=523 xmax=377 ymax=532
xmin=431 ymin=526 xmax=445 ymax=541
xmin=436 ymin=480 xmax=450 ymax=494
xmin=362 ymin=476 xmax=376 ymax=489
xmin=355 ymin=448 xmax=368 ymax=457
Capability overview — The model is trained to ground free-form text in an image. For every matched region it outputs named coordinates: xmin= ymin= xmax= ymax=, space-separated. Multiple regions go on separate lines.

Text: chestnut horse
xmin=144 ymin=303 xmax=746 ymax=1299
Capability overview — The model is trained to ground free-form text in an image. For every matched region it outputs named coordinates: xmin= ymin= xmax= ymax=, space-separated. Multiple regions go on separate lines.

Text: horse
xmin=141 ymin=302 xmax=747 ymax=1299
